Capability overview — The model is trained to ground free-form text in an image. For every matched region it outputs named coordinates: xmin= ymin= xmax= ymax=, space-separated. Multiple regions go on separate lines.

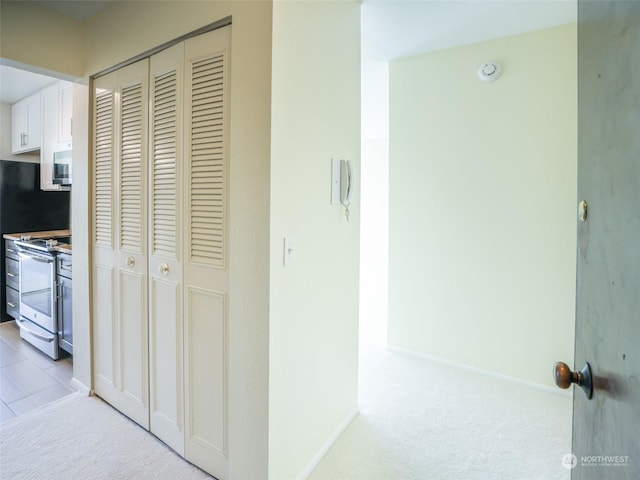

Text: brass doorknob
xmin=553 ymin=361 xmax=593 ymax=399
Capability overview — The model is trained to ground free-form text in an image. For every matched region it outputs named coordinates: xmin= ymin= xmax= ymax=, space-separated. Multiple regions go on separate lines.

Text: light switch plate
xmin=283 ymin=236 xmax=296 ymax=266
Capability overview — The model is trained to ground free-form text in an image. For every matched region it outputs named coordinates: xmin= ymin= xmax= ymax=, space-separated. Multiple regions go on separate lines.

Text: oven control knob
xmin=126 ymin=256 xmax=135 ymax=268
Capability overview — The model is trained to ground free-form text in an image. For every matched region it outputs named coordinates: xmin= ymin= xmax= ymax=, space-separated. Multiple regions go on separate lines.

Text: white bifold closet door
xmin=93 ymin=59 xmax=150 ymax=430
xmin=92 ymin=25 xmax=230 ymax=479
xmin=148 ymin=41 xmax=185 ymax=454
xmin=182 ymin=27 xmax=230 ymax=476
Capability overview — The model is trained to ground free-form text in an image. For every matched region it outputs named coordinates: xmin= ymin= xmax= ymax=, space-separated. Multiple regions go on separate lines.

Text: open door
xmin=556 ymin=1 xmax=640 ymax=478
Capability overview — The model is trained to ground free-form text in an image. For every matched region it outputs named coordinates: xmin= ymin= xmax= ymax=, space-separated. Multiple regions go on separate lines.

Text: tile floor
xmin=0 ymin=320 xmax=75 ymax=426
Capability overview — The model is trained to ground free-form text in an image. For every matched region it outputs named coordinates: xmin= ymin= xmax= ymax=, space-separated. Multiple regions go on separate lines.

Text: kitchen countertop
xmin=3 ymin=230 xmax=72 ymax=254
xmin=56 ymin=244 xmax=72 ymax=254
xmin=3 ymin=229 xmax=72 ymax=241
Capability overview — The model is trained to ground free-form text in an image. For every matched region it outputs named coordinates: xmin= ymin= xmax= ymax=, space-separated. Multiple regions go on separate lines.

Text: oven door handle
xmin=18 ymin=252 xmax=54 ymax=263
xmin=17 ymin=318 xmax=55 ymax=343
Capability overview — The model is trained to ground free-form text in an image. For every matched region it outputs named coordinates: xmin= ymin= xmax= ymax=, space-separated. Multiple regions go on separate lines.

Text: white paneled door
xmin=92 ymin=25 xmax=230 ymax=479
xmin=93 ymin=58 xmax=150 ymax=430
xmin=183 ymin=26 xmax=230 ymax=476
xmin=92 ymin=70 xmax=117 ymax=407
xmin=117 ymin=60 xmax=150 ymax=429
xmin=148 ymin=42 xmax=185 ymax=454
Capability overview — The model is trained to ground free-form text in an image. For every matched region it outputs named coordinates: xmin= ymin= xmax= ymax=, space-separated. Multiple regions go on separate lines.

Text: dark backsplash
xmin=0 ymin=160 xmax=71 ymax=321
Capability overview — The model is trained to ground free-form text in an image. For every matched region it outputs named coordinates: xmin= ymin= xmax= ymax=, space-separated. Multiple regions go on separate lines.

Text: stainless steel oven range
xmin=14 ymin=236 xmax=71 ymax=360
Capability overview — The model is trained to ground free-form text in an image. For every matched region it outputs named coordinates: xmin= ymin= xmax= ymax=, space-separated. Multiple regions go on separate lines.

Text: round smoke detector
xmin=478 ymin=62 xmax=503 ymax=82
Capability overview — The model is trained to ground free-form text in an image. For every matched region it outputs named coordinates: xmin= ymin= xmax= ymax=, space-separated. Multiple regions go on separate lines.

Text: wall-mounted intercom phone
xmin=340 ymin=159 xmax=352 ymax=208
xmin=331 ymin=158 xmax=354 ymax=221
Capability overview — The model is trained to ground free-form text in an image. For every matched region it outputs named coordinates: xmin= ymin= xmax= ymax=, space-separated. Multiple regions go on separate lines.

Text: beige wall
xmin=388 ymin=24 xmax=577 ymax=387
xmin=83 ymin=1 xmax=225 ymax=76
xmin=0 ymin=1 xmax=84 ymax=78
xmin=70 ymin=84 xmax=91 ymax=394
xmin=269 ymin=2 xmax=361 ymax=479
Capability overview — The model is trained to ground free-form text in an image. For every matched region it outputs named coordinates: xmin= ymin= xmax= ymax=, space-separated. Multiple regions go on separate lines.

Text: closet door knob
xmin=126 ymin=256 xmax=135 ymax=268
xmin=159 ymin=263 xmax=169 ymax=275
xmin=553 ymin=361 xmax=593 ymax=399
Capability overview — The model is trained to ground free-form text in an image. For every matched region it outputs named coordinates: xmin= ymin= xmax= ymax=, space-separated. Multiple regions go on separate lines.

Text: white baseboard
xmin=296 ymin=408 xmax=359 ymax=480
xmin=386 ymin=345 xmax=572 ymax=399
xmin=70 ymin=377 xmax=91 ymax=396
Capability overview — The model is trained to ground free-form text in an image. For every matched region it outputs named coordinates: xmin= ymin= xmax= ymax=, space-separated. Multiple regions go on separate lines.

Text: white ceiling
xmin=0 ymin=65 xmax=58 ymax=104
xmin=1 ymin=1 xmax=577 ymax=104
xmin=362 ymin=0 xmax=577 ymax=62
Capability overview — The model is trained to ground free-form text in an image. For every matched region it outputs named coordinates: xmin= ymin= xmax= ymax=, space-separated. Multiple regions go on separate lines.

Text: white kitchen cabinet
xmin=92 ymin=26 xmax=230 ymax=479
xmin=11 ymin=92 xmax=42 ymax=153
xmin=41 ymin=81 xmax=73 ymax=191
xmin=59 ymin=82 xmax=73 ymax=142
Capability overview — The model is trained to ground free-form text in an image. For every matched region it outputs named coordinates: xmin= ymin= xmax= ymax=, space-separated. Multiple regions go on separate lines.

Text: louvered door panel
xmin=149 ymin=42 xmax=185 ymax=455
xmin=115 ymin=59 xmax=149 ymax=429
xmin=183 ymin=26 xmax=230 ymax=480
xmin=92 ymin=73 xmax=118 ymax=407
xmin=152 ymin=71 xmax=178 ymax=256
xmin=92 ymin=59 xmax=150 ymax=431
xmin=95 ymin=89 xmax=114 ymax=247
xmin=120 ymin=82 xmax=144 ymax=252
xmin=91 ymin=25 xmax=232 ymax=480
xmin=189 ymin=53 xmax=225 ymax=266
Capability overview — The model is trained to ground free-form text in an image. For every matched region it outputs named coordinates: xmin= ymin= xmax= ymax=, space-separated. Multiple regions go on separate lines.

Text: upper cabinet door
xmin=11 ymin=92 xmax=42 ymax=154
xmin=59 ymin=82 xmax=73 ymax=142
xmin=11 ymin=99 xmax=28 ymax=152
xmin=26 ymin=93 xmax=42 ymax=151
xmin=41 ymin=82 xmax=73 ymax=191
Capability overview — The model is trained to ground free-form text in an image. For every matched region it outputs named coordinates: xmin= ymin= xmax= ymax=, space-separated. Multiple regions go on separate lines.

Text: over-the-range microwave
xmin=52 ymin=141 xmax=72 ymax=186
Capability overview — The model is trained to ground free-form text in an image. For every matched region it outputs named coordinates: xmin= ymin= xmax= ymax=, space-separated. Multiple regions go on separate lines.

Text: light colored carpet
xmin=309 ymin=346 xmax=573 ymax=480
xmin=0 ymin=393 xmax=211 ymax=479
xmin=0 ymin=348 xmax=572 ymax=480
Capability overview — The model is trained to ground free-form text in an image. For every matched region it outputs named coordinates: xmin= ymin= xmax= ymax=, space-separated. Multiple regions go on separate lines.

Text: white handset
xmin=340 ymin=159 xmax=353 ymax=221
xmin=340 ymin=159 xmax=352 ymax=208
